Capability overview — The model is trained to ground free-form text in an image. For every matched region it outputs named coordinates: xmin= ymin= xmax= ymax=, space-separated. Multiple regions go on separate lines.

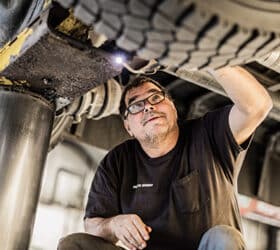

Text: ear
xmin=124 ymin=120 xmax=133 ymax=137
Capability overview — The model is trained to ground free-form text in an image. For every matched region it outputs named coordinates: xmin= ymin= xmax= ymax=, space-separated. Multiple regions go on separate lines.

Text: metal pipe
xmin=0 ymin=90 xmax=54 ymax=250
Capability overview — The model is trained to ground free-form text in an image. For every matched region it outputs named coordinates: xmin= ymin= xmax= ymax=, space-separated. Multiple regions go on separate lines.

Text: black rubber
xmin=55 ymin=0 xmax=280 ymax=70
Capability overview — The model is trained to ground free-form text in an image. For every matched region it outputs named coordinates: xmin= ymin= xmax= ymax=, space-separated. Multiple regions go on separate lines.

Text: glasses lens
xmin=126 ymin=91 xmax=165 ymax=116
xmin=128 ymin=101 xmax=145 ymax=114
xmin=148 ymin=92 xmax=165 ymax=105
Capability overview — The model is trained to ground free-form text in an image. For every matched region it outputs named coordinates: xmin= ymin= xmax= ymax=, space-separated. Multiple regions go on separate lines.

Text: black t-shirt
xmin=85 ymin=106 xmax=250 ymax=250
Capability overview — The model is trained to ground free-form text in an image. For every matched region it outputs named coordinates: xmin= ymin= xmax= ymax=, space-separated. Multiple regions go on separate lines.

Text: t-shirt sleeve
xmin=84 ymin=150 xmax=120 ymax=219
xmin=202 ymin=105 xmax=253 ymax=180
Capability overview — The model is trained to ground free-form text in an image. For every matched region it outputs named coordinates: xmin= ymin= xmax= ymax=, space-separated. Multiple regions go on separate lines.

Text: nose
xmin=144 ymin=101 xmax=155 ymax=113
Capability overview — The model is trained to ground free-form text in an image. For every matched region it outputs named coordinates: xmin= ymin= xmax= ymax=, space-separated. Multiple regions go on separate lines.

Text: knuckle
xmin=130 ymin=214 xmax=135 ymax=219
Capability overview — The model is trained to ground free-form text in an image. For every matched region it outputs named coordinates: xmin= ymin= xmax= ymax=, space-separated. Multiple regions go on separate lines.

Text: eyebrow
xmin=127 ymin=88 xmax=160 ymax=106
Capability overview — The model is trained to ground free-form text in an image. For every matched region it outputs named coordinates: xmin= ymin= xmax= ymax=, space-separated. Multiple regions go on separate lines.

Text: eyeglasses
xmin=124 ymin=91 xmax=166 ymax=118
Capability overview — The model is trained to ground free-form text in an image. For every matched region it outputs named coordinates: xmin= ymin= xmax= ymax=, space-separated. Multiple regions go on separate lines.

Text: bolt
xmin=43 ymin=78 xmax=49 ymax=85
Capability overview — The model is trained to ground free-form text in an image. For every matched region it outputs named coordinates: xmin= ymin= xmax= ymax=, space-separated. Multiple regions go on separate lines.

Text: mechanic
xmin=58 ymin=66 xmax=272 ymax=250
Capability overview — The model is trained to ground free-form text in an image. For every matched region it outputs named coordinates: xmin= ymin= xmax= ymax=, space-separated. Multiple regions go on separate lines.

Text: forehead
xmin=125 ymin=82 xmax=162 ymax=105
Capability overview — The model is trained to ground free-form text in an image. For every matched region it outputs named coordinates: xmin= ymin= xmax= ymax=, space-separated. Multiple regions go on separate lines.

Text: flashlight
xmin=114 ymin=55 xmax=124 ymax=64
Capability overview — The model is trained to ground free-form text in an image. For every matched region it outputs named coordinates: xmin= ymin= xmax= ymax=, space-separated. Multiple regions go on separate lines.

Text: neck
xmin=140 ymin=125 xmax=179 ymax=158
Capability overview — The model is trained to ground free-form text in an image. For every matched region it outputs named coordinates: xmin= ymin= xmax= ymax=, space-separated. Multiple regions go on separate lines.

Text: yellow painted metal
xmin=0 ymin=77 xmax=13 ymax=85
xmin=56 ymin=10 xmax=88 ymax=38
xmin=0 ymin=28 xmax=33 ymax=72
xmin=43 ymin=0 xmax=52 ymax=10
xmin=0 ymin=77 xmax=30 ymax=87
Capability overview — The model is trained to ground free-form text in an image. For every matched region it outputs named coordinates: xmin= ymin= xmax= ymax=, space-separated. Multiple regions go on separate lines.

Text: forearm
xmin=84 ymin=217 xmax=117 ymax=243
xmin=210 ymin=66 xmax=273 ymax=114
xmin=84 ymin=214 xmax=151 ymax=250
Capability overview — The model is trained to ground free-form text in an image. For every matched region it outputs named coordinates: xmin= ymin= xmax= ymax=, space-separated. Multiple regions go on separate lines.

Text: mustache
xmin=141 ymin=111 xmax=166 ymax=125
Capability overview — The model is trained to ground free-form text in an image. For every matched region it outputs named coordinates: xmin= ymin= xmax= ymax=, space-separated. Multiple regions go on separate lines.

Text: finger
xmin=132 ymin=217 xmax=150 ymax=241
xmin=119 ymin=234 xmax=137 ymax=250
xmin=124 ymin=226 xmax=142 ymax=249
xmin=115 ymin=225 xmax=138 ymax=250
xmin=126 ymin=224 xmax=147 ymax=249
xmin=146 ymin=226 xmax=152 ymax=233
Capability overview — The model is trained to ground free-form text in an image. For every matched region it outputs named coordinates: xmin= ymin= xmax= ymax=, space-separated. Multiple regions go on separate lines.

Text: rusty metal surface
xmin=0 ymin=5 xmax=123 ymax=101
xmin=2 ymin=32 xmax=122 ymax=100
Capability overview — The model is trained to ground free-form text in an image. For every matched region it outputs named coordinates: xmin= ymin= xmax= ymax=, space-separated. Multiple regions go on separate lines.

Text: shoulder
xmin=200 ymin=105 xmax=233 ymax=132
xmin=98 ymin=139 xmax=138 ymax=177
xmin=179 ymin=105 xmax=234 ymax=143
xmin=203 ymin=105 xmax=232 ymax=121
xmin=104 ymin=139 xmax=138 ymax=162
xmin=179 ymin=115 xmax=205 ymax=134
xmin=179 ymin=105 xmax=232 ymax=129
xmin=111 ymin=138 xmax=138 ymax=153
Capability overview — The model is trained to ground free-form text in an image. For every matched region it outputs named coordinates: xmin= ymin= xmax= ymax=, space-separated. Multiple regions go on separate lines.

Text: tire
xmin=55 ymin=0 xmax=280 ymax=70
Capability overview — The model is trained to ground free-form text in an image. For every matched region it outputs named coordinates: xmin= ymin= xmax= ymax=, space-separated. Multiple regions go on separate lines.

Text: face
xmin=124 ymin=82 xmax=178 ymax=143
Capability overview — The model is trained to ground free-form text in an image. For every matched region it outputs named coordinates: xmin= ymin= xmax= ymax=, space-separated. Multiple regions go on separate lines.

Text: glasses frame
xmin=124 ymin=91 xmax=166 ymax=119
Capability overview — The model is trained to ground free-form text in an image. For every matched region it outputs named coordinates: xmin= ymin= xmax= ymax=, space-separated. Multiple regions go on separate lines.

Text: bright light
xmin=115 ymin=56 xmax=124 ymax=64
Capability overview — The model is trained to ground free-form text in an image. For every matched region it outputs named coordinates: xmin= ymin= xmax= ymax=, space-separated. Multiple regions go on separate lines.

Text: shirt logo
xmin=132 ymin=183 xmax=154 ymax=189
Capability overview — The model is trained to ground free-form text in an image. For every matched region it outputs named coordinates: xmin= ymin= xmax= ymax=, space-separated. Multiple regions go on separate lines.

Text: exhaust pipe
xmin=0 ymin=89 xmax=54 ymax=250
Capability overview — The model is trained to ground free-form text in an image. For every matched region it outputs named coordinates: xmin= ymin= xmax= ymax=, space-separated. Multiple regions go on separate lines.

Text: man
xmin=58 ymin=66 xmax=272 ymax=250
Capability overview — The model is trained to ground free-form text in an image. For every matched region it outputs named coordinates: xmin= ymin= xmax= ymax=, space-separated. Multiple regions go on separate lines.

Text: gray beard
xmin=142 ymin=125 xmax=173 ymax=147
xmin=143 ymin=133 xmax=165 ymax=146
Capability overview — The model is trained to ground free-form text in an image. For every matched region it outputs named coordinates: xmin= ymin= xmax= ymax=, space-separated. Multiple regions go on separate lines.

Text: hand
xmin=110 ymin=214 xmax=152 ymax=250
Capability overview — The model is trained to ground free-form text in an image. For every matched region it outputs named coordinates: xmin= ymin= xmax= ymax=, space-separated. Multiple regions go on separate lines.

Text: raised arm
xmin=210 ymin=66 xmax=273 ymax=145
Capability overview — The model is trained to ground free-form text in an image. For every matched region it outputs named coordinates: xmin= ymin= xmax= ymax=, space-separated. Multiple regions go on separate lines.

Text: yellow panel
xmin=0 ymin=77 xmax=30 ymax=86
xmin=56 ymin=10 xmax=88 ymax=37
xmin=0 ymin=77 xmax=13 ymax=85
xmin=0 ymin=28 xmax=33 ymax=72
xmin=43 ymin=0 xmax=52 ymax=10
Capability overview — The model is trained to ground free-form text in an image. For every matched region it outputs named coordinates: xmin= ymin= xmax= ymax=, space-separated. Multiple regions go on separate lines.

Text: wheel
xmin=55 ymin=0 xmax=280 ymax=70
